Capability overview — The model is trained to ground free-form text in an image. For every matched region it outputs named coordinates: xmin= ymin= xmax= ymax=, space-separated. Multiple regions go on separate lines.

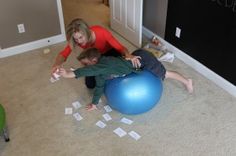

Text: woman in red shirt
xmin=51 ymin=18 xmax=140 ymax=88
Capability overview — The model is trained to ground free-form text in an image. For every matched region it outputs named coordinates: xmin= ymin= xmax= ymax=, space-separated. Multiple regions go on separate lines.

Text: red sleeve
xmin=104 ymin=31 xmax=125 ymax=53
xmin=59 ymin=44 xmax=72 ymax=59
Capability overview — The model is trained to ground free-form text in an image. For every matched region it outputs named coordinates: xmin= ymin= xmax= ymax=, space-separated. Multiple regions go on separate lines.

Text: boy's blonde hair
xmin=66 ymin=18 xmax=92 ymax=47
xmin=77 ymin=48 xmax=101 ymax=61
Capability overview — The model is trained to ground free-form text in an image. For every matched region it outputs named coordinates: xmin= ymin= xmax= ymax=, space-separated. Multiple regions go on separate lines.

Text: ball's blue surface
xmin=105 ymin=70 xmax=163 ymax=115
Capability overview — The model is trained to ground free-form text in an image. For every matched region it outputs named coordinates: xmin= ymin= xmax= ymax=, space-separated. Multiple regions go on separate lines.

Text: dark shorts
xmin=132 ymin=49 xmax=166 ymax=80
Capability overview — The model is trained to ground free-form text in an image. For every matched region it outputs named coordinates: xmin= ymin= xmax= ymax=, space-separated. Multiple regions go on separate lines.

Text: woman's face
xmin=73 ymin=31 xmax=88 ymax=46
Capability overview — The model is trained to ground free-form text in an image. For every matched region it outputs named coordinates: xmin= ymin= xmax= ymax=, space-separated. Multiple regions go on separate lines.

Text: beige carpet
xmin=0 ymin=1 xmax=236 ymax=156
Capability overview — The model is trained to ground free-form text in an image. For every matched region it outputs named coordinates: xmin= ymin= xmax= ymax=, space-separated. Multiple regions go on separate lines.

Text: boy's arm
xmin=73 ymin=62 xmax=108 ymax=78
xmin=91 ymin=76 xmax=106 ymax=105
xmin=86 ymin=76 xmax=106 ymax=111
xmin=59 ymin=68 xmax=76 ymax=78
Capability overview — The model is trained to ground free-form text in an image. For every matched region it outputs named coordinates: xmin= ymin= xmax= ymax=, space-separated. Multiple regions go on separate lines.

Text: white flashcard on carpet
xmin=73 ymin=112 xmax=83 ymax=121
xmin=128 ymin=131 xmax=141 ymax=141
xmin=99 ymin=99 xmax=102 ymax=104
xmin=102 ymin=113 xmax=112 ymax=121
xmin=120 ymin=117 xmax=133 ymax=125
xmin=95 ymin=120 xmax=106 ymax=128
xmin=72 ymin=101 xmax=82 ymax=109
xmin=113 ymin=127 xmax=127 ymax=138
xmin=104 ymin=105 xmax=112 ymax=113
xmin=65 ymin=107 xmax=73 ymax=115
xmin=50 ymin=77 xmax=59 ymax=83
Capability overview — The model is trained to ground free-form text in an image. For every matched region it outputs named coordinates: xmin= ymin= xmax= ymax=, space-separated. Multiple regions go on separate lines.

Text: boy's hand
xmin=125 ymin=54 xmax=141 ymax=69
xmin=58 ymin=68 xmax=67 ymax=77
xmin=86 ymin=104 xmax=97 ymax=111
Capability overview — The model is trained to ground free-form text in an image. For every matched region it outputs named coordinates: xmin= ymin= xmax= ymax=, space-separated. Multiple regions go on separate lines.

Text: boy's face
xmin=80 ymin=58 xmax=97 ymax=66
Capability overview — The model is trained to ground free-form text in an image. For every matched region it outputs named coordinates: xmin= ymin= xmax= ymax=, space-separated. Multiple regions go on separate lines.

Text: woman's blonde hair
xmin=66 ymin=18 xmax=92 ymax=47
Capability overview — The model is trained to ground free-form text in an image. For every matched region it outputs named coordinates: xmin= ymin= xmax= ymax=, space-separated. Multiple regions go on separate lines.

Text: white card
xmin=70 ymin=67 xmax=75 ymax=71
xmin=73 ymin=112 xmax=83 ymax=121
xmin=104 ymin=105 xmax=112 ymax=113
xmin=128 ymin=131 xmax=141 ymax=140
xmin=102 ymin=113 xmax=112 ymax=121
xmin=120 ymin=117 xmax=133 ymax=125
xmin=113 ymin=127 xmax=127 ymax=137
xmin=50 ymin=77 xmax=59 ymax=83
xmin=65 ymin=107 xmax=73 ymax=115
xmin=72 ymin=101 xmax=82 ymax=109
xmin=99 ymin=99 xmax=102 ymax=103
xmin=53 ymin=69 xmax=61 ymax=79
xmin=95 ymin=120 xmax=106 ymax=128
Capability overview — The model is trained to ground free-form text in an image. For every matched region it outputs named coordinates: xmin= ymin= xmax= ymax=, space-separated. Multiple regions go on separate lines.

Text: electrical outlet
xmin=175 ymin=27 xmax=181 ymax=38
xmin=17 ymin=24 xmax=25 ymax=33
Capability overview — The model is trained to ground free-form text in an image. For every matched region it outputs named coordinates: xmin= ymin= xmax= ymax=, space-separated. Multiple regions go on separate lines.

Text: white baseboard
xmin=0 ymin=34 xmax=66 ymax=58
xmin=143 ymin=26 xmax=236 ymax=97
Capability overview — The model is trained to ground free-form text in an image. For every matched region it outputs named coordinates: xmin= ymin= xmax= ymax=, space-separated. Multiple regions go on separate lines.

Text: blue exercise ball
xmin=104 ymin=70 xmax=163 ymax=115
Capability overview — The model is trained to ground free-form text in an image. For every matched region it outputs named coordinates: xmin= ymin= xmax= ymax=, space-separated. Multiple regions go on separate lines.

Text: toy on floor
xmin=105 ymin=70 xmax=163 ymax=115
xmin=0 ymin=104 xmax=10 ymax=142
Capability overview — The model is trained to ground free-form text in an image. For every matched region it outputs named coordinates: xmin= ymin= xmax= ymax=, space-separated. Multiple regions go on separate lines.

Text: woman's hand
xmin=51 ymin=65 xmax=61 ymax=79
xmin=86 ymin=104 xmax=97 ymax=111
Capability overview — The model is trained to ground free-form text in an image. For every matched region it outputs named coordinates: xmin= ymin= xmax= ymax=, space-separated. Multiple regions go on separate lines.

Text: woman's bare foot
xmin=186 ymin=79 xmax=193 ymax=93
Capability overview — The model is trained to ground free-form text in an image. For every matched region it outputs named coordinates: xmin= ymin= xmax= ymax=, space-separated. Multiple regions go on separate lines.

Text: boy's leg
xmin=132 ymin=49 xmax=166 ymax=80
xmin=165 ymin=71 xmax=193 ymax=93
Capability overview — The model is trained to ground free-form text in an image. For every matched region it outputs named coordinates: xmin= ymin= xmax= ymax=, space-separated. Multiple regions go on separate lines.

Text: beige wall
xmin=0 ymin=0 xmax=61 ymax=49
xmin=143 ymin=0 xmax=168 ymax=38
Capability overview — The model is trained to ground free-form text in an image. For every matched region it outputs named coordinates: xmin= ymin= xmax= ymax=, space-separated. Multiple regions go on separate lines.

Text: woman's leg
xmin=85 ymin=76 xmax=96 ymax=89
xmin=165 ymin=71 xmax=193 ymax=93
xmin=103 ymin=48 xmax=122 ymax=57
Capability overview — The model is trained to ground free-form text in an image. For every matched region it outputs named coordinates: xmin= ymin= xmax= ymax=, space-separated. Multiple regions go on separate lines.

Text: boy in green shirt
xmin=59 ymin=48 xmax=193 ymax=111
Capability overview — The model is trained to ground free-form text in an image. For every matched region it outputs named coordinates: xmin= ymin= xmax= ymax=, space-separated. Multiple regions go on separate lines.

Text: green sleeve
xmin=92 ymin=76 xmax=106 ymax=105
xmin=73 ymin=63 xmax=108 ymax=78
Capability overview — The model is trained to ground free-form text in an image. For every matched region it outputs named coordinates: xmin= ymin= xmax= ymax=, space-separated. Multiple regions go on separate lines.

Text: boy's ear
xmin=92 ymin=58 xmax=98 ymax=63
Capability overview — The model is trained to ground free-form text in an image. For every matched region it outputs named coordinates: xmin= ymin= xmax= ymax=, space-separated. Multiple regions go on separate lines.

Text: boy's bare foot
xmin=186 ymin=79 xmax=193 ymax=93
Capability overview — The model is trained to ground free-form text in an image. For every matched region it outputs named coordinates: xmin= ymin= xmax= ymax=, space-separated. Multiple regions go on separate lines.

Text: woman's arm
xmin=103 ymin=28 xmax=141 ymax=68
xmin=51 ymin=44 xmax=72 ymax=76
